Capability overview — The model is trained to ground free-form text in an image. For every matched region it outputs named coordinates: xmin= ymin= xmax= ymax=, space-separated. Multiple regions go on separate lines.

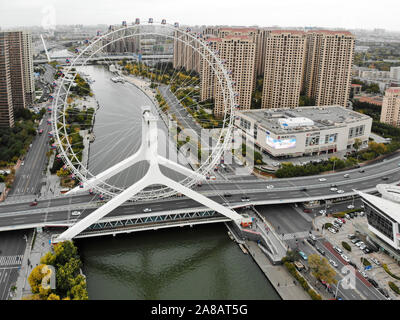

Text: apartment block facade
xmin=380 ymin=87 xmax=400 ymax=127
xmin=303 ymin=30 xmax=355 ymax=108
xmin=0 ymin=33 xmax=14 ymax=128
xmin=261 ymin=30 xmax=306 ymax=109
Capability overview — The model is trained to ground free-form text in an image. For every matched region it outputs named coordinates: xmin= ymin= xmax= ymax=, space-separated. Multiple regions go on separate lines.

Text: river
xmin=74 ymin=65 xmax=280 ymax=300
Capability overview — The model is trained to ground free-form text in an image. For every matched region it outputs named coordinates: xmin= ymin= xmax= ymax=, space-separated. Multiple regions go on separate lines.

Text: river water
xmin=74 ymin=65 xmax=280 ymax=300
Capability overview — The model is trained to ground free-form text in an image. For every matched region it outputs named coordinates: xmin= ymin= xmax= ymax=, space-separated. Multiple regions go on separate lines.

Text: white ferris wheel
xmin=50 ymin=19 xmax=237 ymax=204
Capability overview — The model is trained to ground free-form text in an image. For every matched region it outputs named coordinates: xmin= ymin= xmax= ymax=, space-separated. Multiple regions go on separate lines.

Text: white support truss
xmin=57 ymin=107 xmax=242 ymax=241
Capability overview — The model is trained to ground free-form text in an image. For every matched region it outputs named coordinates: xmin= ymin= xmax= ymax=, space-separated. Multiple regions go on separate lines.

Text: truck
xmin=240 ymin=214 xmax=253 ymax=228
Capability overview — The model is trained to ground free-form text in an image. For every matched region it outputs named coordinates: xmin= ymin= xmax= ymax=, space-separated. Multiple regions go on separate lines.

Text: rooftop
xmin=357 ymin=190 xmax=400 ymax=222
xmin=236 ymin=106 xmax=371 ymax=134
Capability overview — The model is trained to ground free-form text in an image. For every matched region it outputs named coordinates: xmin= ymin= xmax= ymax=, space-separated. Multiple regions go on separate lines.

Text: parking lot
xmin=315 ymin=211 xmax=400 ymax=300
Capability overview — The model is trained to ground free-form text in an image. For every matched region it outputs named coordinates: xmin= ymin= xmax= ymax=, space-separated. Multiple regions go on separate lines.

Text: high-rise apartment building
xmin=303 ymin=30 xmax=355 ymax=108
xmin=380 ymin=87 xmax=400 ymax=127
xmin=0 ymin=34 xmax=14 ymax=128
xmin=199 ymin=37 xmax=219 ymax=102
xmin=5 ymin=31 xmax=26 ymax=111
xmin=22 ymin=32 xmax=34 ymax=105
xmin=214 ymin=35 xmax=256 ymax=117
xmin=261 ymin=30 xmax=307 ymax=109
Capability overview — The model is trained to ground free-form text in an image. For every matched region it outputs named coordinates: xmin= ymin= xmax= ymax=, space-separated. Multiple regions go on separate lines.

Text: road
xmin=8 ymin=112 xmax=51 ymax=198
xmin=0 ymin=230 xmax=29 ymax=300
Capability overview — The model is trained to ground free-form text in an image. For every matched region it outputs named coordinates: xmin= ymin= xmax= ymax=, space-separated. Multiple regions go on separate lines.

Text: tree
xmin=308 ymin=254 xmax=337 ymax=285
xmin=353 ymin=138 xmax=362 ymax=151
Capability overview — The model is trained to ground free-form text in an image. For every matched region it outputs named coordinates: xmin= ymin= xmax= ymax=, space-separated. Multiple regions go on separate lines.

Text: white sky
xmin=0 ymin=0 xmax=399 ymax=31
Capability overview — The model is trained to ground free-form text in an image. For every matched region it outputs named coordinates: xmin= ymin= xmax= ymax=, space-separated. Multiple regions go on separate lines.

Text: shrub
xmin=383 ymin=264 xmax=400 ymax=281
xmin=324 ymin=223 xmax=333 ymax=229
xmin=342 ymin=241 xmax=351 ymax=252
xmin=361 ymin=257 xmax=371 ymax=266
xmin=308 ymin=289 xmax=322 ymax=300
xmin=389 ymin=281 xmax=400 ymax=295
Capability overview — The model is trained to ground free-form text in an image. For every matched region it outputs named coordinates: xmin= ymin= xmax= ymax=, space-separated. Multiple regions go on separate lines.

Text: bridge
xmin=34 ymin=54 xmax=173 ymax=66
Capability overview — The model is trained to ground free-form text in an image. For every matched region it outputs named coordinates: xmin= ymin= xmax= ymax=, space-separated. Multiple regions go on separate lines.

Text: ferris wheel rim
xmin=51 ymin=20 xmax=236 ymax=201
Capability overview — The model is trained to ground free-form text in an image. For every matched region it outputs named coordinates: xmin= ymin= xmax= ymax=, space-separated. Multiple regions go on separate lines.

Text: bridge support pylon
xmin=55 ymin=106 xmax=242 ymax=242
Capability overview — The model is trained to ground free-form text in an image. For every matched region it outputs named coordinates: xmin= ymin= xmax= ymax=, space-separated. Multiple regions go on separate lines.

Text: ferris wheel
xmin=50 ymin=19 xmax=237 ymax=202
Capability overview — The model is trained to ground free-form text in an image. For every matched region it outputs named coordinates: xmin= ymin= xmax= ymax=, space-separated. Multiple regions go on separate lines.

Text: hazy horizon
xmin=0 ymin=0 xmax=399 ymax=32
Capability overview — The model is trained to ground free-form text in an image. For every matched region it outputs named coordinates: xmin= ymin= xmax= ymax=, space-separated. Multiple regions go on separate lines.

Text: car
xmin=382 ymin=177 xmax=389 ymax=181
xmin=241 ymin=196 xmax=250 ymax=202
xmin=370 ymin=258 xmax=381 ymax=266
xmin=378 ymin=288 xmax=390 ymax=298
xmin=331 ymin=184 xmax=338 ymax=188
xmin=209 ymin=175 xmax=216 ymax=180
xmin=306 ymin=239 xmax=316 ymax=246
xmin=345 ymin=214 xmax=351 ymax=219
xmin=328 ymin=227 xmax=337 ymax=234
xmin=29 ymin=201 xmax=38 ymax=206
xmin=359 ymin=244 xmax=367 ymax=250
xmin=341 ymin=254 xmax=350 ymax=262
xmin=337 ymin=190 xmax=345 ymax=194
xmin=298 ymin=251 xmax=308 ymax=260
xmin=71 ymin=211 xmax=81 ymax=216
xmin=348 ymin=212 xmax=355 ymax=218
xmin=330 ymin=187 xmax=338 ymax=192
xmin=356 ymin=241 xmax=364 ymax=247
xmin=266 ymin=185 xmax=274 ymax=189
xmin=143 ymin=208 xmax=152 ymax=213
xmin=316 ymin=247 xmax=326 ymax=255
xmin=300 ymin=187 xmax=307 ymax=192
xmin=303 ymin=209 xmax=312 ymax=213
xmin=223 ymin=193 xmax=232 ymax=197
xmin=21 ymin=161 xmax=25 ymax=166
xmin=351 ymin=238 xmax=360 ymax=244
xmin=309 ymin=234 xmax=317 ymax=241
xmin=334 ymin=218 xmax=343 ymax=225
xmin=363 ymin=248 xmax=371 ymax=254
xmin=359 ymin=169 xmax=365 ymax=173
xmin=344 ymin=174 xmax=350 ymax=178
xmin=319 ymin=178 xmax=327 ymax=182
xmin=368 ymin=278 xmax=379 ymax=288
xmin=329 ymin=259 xmax=338 ymax=268
xmin=347 ymin=234 xmax=356 ymax=240
xmin=333 ymin=222 xmax=341 ymax=229
xmin=334 ymin=246 xmax=343 ymax=254
xmin=361 ymin=271 xmax=368 ymax=279
xmin=347 ymin=204 xmax=355 ymax=209
xmin=360 ymin=211 xmax=365 ymax=217
xmin=319 ymin=209 xmax=327 ymax=215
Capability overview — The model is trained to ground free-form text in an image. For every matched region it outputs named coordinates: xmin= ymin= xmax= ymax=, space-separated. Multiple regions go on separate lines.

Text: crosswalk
xmin=0 ymin=255 xmax=23 ymax=267
xmin=281 ymin=231 xmax=310 ymax=241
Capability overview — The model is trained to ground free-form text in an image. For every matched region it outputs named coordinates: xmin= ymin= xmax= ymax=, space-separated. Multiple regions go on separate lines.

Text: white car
xmin=356 ymin=241 xmax=364 ymax=247
xmin=330 ymin=187 xmax=338 ymax=192
xmin=319 ymin=209 xmax=327 ymax=215
xmin=347 ymin=204 xmax=355 ymax=209
xmin=341 ymin=254 xmax=350 ymax=262
xmin=337 ymin=190 xmax=345 ymax=194
xmin=71 ymin=211 xmax=81 ymax=216
xmin=309 ymin=234 xmax=317 ymax=241
xmin=319 ymin=178 xmax=327 ymax=182
xmin=266 ymin=185 xmax=274 ymax=189
xmin=329 ymin=259 xmax=338 ymax=268
xmin=361 ymin=271 xmax=368 ymax=278
xmin=21 ymin=161 xmax=25 ymax=166
xmin=359 ymin=244 xmax=367 ymax=250
xmin=143 ymin=208 xmax=152 ymax=213
xmin=328 ymin=227 xmax=337 ymax=234
xmin=334 ymin=246 xmax=343 ymax=254
xmin=371 ymin=258 xmax=381 ymax=266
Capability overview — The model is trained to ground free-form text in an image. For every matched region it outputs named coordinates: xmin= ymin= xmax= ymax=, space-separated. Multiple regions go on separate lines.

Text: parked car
xmin=347 ymin=204 xmax=355 ymax=209
xmin=309 ymin=234 xmax=317 ymax=241
xmin=330 ymin=187 xmax=338 ymax=192
xmin=306 ymin=238 xmax=316 ymax=246
xmin=266 ymin=185 xmax=274 ymax=189
xmin=319 ymin=178 xmax=327 ymax=182
xmin=382 ymin=177 xmax=389 ymax=181
xmin=378 ymin=288 xmax=390 ymax=298
xmin=344 ymin=174 xmax=350 ymax=178
xmin=241 ymin=196 xmax=250 ymax=202
xmin=345 ymin=214 xmax=351 ymax=219
xmin=303 ymin=209 xmax=312 ymax=213
xmin=368 ymin=278 xmax=379 ymax=288
xmin=334 ymin=246 xmax=343 ymax=254
xmin=363 ymin=248 xmax=371 ymax=254
xmin=333 ymin=222 xmax=341 ymax=229
xmin=351 ymin=238 xmax=360 ymax=244
xmin=371 ymin=258 xmax=381 ymax=266
xmin=359 ymin=169 xmax=365 ymax=173
xmin=356 ymin=241 xmax=364 ymax=247
xmin=359 ymin=244 xmax=367 ymax=250
xmin=29 ymin=201 xmax=38 ymax=206
xmin=361 ymin=271 xmax=368 ymax=279
xmin=341 ymin=254 xmax=350 ymax=262
xmin=347 ymin=234 xmax=356 ymax=240
xmin=319 ymin=209 xmax=327 ymax=215
xmin=337 ymin=190 xmax=345 ymax=194
xmin=328 ymin=227 xmax=337 ymax=234
xmin=316 ymin=246 xmax=325 ymax=256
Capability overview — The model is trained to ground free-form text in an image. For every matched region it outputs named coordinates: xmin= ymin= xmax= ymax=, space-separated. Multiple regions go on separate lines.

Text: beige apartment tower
xmin=303 ymin=30 xmax=355 ymax=107
xmin=261 ymin=30 xmax=307 ymax=109
xmin=380 ymin=87 xmax=400 ymax=127
xmin=214 ymin=35 xmax=256 ymax=117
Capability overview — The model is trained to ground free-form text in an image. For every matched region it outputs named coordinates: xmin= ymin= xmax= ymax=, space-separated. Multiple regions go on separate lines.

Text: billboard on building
xmin=266 ymin=134 xmax=296 ymax=149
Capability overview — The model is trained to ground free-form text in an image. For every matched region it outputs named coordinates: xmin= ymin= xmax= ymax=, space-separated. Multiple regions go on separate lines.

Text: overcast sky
xmin=0 ymin=0 xmax=399 ymax=31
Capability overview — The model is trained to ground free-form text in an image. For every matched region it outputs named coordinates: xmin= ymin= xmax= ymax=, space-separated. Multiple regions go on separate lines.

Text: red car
xmin=30 ymin=201 xmax=38 ymax=206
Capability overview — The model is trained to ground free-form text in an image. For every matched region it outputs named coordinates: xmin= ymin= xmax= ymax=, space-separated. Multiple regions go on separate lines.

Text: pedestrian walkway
xmin=281 ymin=231 xmax=310 ymax=241
xmin=245 ymin=241 xmax=310 ymax=300
xmin=0 ymin=255 xmax=23 ymax=267
xmin=14 ymin=229 xmax=53 ymax=300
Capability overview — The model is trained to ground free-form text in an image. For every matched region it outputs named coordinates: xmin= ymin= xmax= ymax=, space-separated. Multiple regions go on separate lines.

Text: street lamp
xmin=335 ymin=278 xmax=344 ymax=299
